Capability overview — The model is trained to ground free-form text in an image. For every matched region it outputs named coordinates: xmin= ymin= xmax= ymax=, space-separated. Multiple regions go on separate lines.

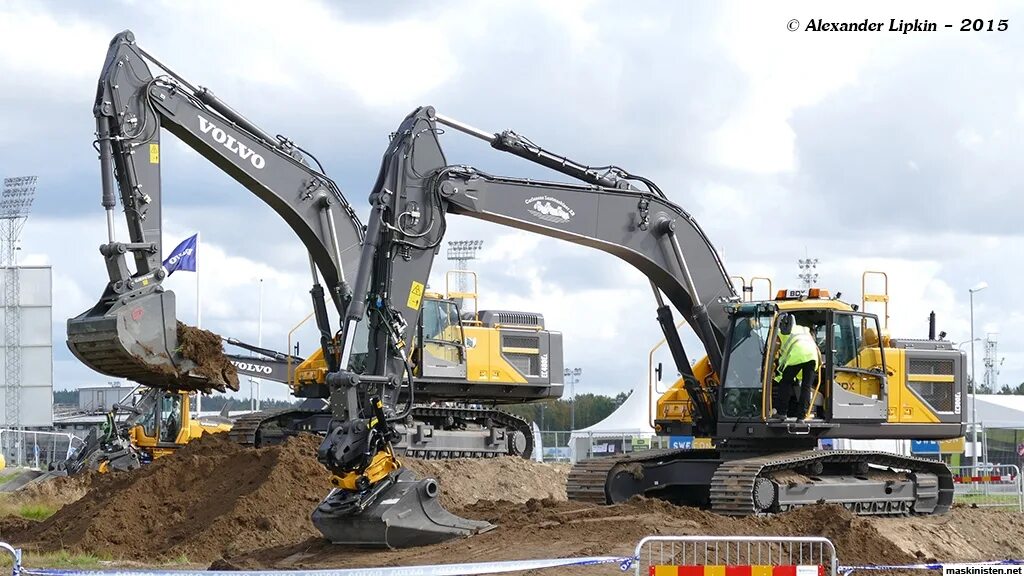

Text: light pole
xmin=564 ymin=368 xmax=582 ymax=431
xmin=969 ymin=281 xmax=988 ymax=471
xmin=257 ymin=278 xmax=263 ymax=411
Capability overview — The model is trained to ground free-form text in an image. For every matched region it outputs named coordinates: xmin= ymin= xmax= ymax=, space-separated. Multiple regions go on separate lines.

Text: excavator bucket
xmin=312 ymin=469 xmax=494 ymax=548
xmin=67 ymin=291 xmax=239 ymax=393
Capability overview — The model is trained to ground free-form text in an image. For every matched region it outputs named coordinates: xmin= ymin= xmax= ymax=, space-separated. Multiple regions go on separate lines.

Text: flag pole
xmin=196 ymin=231 xmax=201 ymax=329
xmin=196 ymin=231 xmax=202 ymax=416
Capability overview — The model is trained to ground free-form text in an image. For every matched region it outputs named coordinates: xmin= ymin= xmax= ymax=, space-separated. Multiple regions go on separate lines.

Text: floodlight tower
xmin=983 ymin=333 xmax=1002 ymax=393
xmin=446 ymin=240 xmax=483 ymax=293
xmin=1 ymin=176 xmax=38 ymax=428
xmin=798 ymin=258 xmax=819 ymax=291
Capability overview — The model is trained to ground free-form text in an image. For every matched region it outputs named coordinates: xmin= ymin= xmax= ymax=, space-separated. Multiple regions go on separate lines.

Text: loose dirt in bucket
xmin=176 ymin=322 xmax=239 ymax=391
xmin=5 ymin=435 xmax=1024 ymax=570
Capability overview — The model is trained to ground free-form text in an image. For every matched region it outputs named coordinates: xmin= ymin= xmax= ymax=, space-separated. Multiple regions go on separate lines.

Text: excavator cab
xmin=414 ymin=294 xmax=468 ymax=379
xmin=129 ymin=389 xmax=230 ymax=458
xmin=717 ymin=291 xmax=891 ymax=428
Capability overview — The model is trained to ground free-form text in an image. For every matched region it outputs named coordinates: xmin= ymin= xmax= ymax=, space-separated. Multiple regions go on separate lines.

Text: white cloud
xmin=3 ymin=0 xmax=1024 ymax=402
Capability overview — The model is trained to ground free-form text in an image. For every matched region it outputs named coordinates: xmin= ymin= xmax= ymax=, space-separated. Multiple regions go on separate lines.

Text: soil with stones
xmin=4 ymin=434 xmax=1024 ymax=571
xmin=176 ymin=322 xmax=239 ymax=392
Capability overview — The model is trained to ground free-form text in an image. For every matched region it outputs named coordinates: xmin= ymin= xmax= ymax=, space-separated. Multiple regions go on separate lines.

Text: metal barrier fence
xmin=633 ymin=536 xmax=838 ymax=576
xmin=951 ymin=464 xmax=1023 ymax=511
xmin=0 ymin=429 xmax=82 ymax=471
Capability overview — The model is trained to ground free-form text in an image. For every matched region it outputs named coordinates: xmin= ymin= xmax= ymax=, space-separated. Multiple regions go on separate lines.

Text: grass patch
xmin=0 ymin=550 xmax=112 ymax=570
xmin=16 ymin=503 xmax=57 ymax=521
xmin=0 ymin=470 xmax=21 ymax=484
xmin=955 ymin=492 xmax=1020 ymax=507
xmin=0 ymin=493 xmax=61 ymax=520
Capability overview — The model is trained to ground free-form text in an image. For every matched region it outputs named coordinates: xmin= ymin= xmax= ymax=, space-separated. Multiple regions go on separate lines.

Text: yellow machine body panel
xmin=462 ymin=324 xmax=530 ymax=384
xmin=293 ymin=347 xmax=330 ymax=391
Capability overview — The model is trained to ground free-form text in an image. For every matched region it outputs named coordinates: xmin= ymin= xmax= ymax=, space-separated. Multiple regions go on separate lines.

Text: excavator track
xmin=227 ymin=404 xmax=535 ymax=458
xmin=567 ymin=448 xmax=695 ymax=504
xmin=227 ymin=407 xmax=317 ymax=447
xmin=710 ymin=449 xmax=954 ymax=516
xmin=569 ymin=448 xmax=954 ymax=517
xmin=400 ymin=406 xmax=534 ymax=459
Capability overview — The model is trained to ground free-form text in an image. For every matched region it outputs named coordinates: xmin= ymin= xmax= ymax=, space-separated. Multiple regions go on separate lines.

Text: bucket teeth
xmin=312 ymin=468 xmax=494 ymax=549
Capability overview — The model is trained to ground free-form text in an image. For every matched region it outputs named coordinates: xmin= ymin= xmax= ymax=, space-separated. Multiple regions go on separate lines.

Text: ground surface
xmin=1 ymin=433 xmax=1022 ymax=572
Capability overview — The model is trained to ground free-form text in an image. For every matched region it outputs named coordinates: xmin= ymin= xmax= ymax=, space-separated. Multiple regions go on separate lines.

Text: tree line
xmin=968 ymin=379 xmax=1024 ymax=395
xmin=502 ymin=391 xmax=631 ymax=431
xmin=53 ymin=389 xmax=299 ymax=411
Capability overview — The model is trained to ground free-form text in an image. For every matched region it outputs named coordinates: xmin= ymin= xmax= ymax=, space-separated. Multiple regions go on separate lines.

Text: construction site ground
xmin=0 ymin=433 xmax=1022 ymax=572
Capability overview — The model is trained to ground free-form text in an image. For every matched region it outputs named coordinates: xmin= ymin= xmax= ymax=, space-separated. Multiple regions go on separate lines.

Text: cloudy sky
xmin=1 ymin=0 xmax=1020 ymax=406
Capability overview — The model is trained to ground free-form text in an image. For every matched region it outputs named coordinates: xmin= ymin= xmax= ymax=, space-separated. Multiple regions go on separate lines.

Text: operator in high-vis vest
xmin=773 ymin=313 xmax=822 ymax=420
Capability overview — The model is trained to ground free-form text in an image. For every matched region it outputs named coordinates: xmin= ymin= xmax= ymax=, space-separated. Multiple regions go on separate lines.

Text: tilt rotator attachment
xmin=312 ymin=388 xmax=493 ymax=548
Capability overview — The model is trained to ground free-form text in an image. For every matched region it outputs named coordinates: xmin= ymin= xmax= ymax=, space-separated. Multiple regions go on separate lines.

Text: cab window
xmin=422 ymin=300 xmax=461 ymax=342
xmin=140 ymin=403 xmax=157 ymax=438
xmin=832 ymin=313 xmax=881 ymax=369
xmin=160 ymin=394 xmax=181 ymax=443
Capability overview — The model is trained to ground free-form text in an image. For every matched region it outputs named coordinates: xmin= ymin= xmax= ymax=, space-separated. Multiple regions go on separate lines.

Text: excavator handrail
xmin=287 ymin=311 xmax=316 ymax=387
xmin=648 ymin=318 xmax=688 ymax=429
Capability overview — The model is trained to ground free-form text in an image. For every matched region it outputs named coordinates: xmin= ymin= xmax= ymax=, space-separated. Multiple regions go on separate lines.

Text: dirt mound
xmin=177 ymin=322 xmax=239 ymax=391
xmin=10 ymin=433 xmax=329 ymax=562
xmin=228 ymin=499 xmax=914 ymax=571
xmin=10 ymin=434 xmax=1024 ymax=571
xmin=874 ymin=507 xmax=1024 ymax=561
xmin=403 ymin=458 xmax=569 ymax=509
xmin=16 ymin=473 xmax=92 ymax=507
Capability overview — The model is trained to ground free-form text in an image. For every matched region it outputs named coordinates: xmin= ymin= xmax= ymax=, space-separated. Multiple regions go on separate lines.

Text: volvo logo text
xmin=230 ymin=361 xmax=273 ymax=375
xmin=198 ymin=115 xmax=266 ymax=169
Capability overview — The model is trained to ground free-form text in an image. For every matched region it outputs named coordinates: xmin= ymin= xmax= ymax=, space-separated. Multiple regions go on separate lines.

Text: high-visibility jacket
xmin=777 ymin=325 xmax=820 ymax=372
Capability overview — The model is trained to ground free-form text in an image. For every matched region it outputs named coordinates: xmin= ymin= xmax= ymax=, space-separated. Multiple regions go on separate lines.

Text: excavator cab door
xmin=827 ymin=312 xmax=888 ymax=422
xmin=416 ymin=298 xmax=468 ymax=379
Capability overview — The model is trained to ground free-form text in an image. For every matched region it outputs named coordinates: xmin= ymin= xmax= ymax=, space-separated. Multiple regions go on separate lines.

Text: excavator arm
xmin=312 ymin=106 xmax=738 ymax=546
xmin=68 ymin=31 xmax=364 ymax=392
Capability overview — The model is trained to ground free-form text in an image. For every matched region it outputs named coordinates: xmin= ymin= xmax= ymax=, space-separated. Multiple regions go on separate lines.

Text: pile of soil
xmin=403 ymin=458 xmax=569 ymax=509
xmin=9 ymin=433 xmax=329 ymax=563
xmin=176 ymin=322 xmax=239 ymax=392
xmin=224 ymin=499 xmax=915 ymax=571
xmin=8 ymin=434 xmax=1024 ymax=570
xmin=16 ymin=473 xmax=93 ymax=508
xmin=874 ymin=507 xmax=1024 ymax=561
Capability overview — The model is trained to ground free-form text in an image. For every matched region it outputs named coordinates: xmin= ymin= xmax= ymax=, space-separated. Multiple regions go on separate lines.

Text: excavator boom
xmin=68 ymin=31 xmax=363 ymax=393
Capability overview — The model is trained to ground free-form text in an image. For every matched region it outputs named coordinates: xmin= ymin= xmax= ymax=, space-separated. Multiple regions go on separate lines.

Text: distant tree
xmin=997 ymin=382 xmax=1024 ymax=395
xmin=503 ymin=392 xmax=626 ymax=431
xmin=968 ymin=377 xmax=992 ymax=394
xmin=198 ymin=394 xmax=300 ymax=411
xmin=53 ymin=389 xmax=79 ymax=405
xmin=613 ymin=390 xmax=632 ymax=407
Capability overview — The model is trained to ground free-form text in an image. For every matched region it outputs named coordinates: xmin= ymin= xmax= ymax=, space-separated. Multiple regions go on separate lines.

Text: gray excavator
xmin=311 ymin=105 xmax=964 ymax=546
xmin=72 ymin=30 xmax=965 ymax=550
xmin=69 ymin=31 xmax=557 ymax=468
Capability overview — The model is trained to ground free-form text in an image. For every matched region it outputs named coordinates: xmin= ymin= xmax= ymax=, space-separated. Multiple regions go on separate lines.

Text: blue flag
xmin=162 ymin=234 xmax=198 ymax=275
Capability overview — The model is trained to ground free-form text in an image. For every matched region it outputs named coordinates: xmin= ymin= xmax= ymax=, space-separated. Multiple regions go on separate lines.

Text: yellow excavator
xmin=226 ymin=270 xmax=560 ymax=459
xmin=52 ymin=387 xmax=231 ymax=475
xmin=68 ymin=30 xmax=965 ymax=548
